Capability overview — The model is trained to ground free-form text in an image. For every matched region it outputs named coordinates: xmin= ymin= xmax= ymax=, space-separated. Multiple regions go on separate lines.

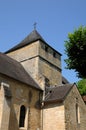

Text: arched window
xmin=19 ymin=105 xmax=26 ymax=127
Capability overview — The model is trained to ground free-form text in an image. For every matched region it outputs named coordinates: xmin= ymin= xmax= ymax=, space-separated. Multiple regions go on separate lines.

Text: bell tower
xmin=6 ymin=30 xmax=62 ymax=90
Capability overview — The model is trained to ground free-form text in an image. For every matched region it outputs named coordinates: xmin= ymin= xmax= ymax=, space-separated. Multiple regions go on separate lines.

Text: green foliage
xmin=64 ymin=26 xmax=86 ymax=78
xmin=77 ymin=79 xmax=86 ymax=95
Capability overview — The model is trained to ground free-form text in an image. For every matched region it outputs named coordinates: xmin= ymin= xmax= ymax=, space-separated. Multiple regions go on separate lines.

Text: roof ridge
xmin=5 ymin=30 xmax=45 ymax=53
xmin=44 ymin=84 xmax=74 ymax=103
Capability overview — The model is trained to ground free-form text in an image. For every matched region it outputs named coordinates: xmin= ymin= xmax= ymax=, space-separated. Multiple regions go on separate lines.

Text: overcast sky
xmin=0 ymin=0 xmax=86 ymax=83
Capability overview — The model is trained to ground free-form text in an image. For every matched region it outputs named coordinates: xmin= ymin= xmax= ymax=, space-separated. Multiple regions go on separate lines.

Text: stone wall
xmin=0 ymin=83 xmax=4 ymax=129
xmin=0 ymin=82 xmax=11 ymax=130
xmin=7 ymin=41 xmax=39 ymax=62
xmin=64 ymin=85 xmax=86 ymax=130
xmin=38 ymin=58 xmax=61 ymax=86
xmin=7 ymin=40 xmax=62 ymax=89
xmin=43 ymin=103 xmax=65 ymax=130
xmin=0 ymin=74 xmax=41 ymax=130
xmin=39 ymin=41 xmax=61 ymax=70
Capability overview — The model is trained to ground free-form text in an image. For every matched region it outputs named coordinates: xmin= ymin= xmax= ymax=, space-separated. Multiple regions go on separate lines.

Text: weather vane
xmin=33 ymin=22 xmax=37 ymax=30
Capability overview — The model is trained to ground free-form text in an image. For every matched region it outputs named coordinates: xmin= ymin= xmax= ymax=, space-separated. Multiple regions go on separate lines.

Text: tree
xmin=64 ymin=26 xmax=86 ymax=78
xmin=77 ymin=79 xmax=86 ymax=95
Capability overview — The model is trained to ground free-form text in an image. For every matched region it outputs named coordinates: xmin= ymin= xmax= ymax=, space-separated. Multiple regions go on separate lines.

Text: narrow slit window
xmin=76 ymin=104 xmax=80 ymax=124
xmin=53 ymin=52 xmax=56 ymax=58
xmin=19 ymin=105 xmax=26 ymax=127
xmin=45 ymin=46 xmax=48 ymax=52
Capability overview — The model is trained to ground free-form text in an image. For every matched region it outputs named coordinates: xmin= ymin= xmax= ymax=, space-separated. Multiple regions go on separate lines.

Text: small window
xmin=45 ymin=77 xmax=50 ymax=87
xmin=19 ymin=105 xmax=26 ymax=127
xmin=45 ymin=46 xmax=48 ymax=52
xmin=53 ymin=52 xmax=56 ymax=58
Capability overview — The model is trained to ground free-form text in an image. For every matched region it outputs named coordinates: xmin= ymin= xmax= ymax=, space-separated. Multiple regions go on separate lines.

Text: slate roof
xmin=5 ymin=30 xmax=45 ymax=53
xmin=0 ymin=52 xmax=41 ymax=90
xmin=44 ymin=84 xmax=74 ymax=103
xmin=62 ymin=76 xmax=69 ymax=84
xmin=5 ymin=30 xmax=61 ymax=56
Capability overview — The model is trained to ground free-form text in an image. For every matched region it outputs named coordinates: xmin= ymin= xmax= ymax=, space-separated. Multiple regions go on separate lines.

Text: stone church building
xmin=0 ymin=29 xmax=86 ymax=130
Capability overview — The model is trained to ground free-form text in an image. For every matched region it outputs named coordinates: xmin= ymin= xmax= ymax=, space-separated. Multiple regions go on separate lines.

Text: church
xmin=0 ymin=29 xmax=86 ymax=130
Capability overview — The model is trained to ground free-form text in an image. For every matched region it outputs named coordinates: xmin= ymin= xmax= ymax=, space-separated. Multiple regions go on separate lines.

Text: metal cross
xmin=33 ymin=22 xmax=37 ymax=30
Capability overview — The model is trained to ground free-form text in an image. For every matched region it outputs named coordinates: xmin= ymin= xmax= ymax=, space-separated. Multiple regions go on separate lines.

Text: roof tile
xmin=0 ymin=52 xmax=41 ymax=90
xmin=5 ymin=30 xmax=45 ymax=53
xmin=44 ymin=84 xmax=74 ymax=103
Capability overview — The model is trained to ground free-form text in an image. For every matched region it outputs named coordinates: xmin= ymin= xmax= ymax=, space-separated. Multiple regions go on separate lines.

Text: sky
xmin=0 ymin=0 xmax=86 ymax=83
